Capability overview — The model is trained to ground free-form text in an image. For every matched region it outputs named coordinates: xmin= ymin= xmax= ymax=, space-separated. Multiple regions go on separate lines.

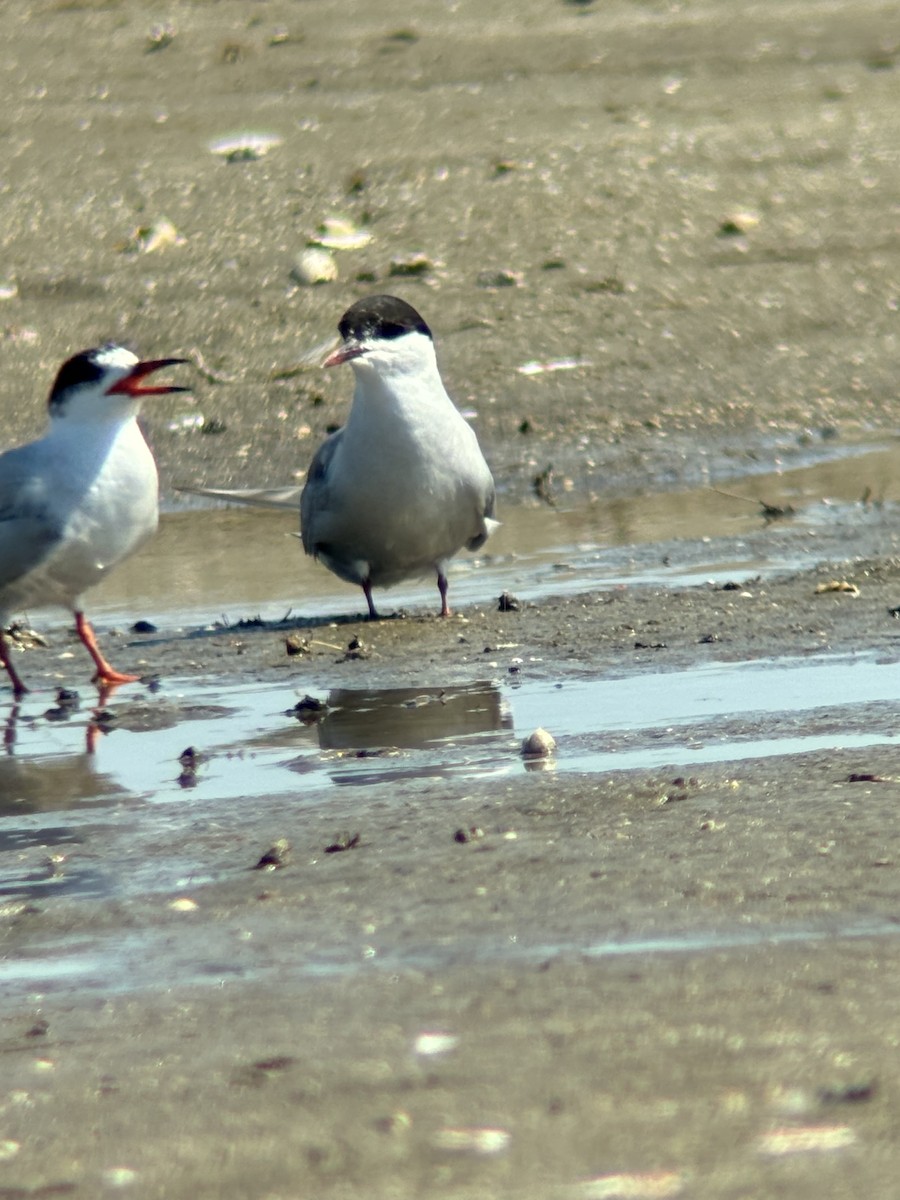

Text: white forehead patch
xmin=95 ymin=345 xmax=139 ymax=372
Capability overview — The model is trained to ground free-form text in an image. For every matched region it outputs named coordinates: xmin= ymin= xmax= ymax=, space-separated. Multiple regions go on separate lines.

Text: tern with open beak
xmin=0 ymin=344 xmax=188 ymax=696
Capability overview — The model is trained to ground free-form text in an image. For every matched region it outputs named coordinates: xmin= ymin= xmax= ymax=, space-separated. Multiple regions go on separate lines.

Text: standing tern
xmin=0 ymin=344 xmax=188 ymax=696
xmin=301 ymin=294 xmax=497 ymax=618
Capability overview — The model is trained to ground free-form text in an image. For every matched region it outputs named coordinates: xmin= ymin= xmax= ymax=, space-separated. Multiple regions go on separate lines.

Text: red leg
xmin=75 ymin=611 xmax=139 ymax=688
xmin=437 ymin=570 xmax=451 ymax=618
xmin=0 ymin=629 xmax=28 ymax=698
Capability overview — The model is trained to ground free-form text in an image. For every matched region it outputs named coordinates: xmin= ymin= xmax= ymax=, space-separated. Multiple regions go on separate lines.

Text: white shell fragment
xmin=208 ymin=132 xmax=283 ymax=161
xmin=432 ymin=1127 xmax=511 ymax=1156
xmin=169 ymin=897 xmax=198 ymax=912
xmin=167 ymin=413 xmax=206 ymax=435
xmin=413 ymin=1032 xmax=459 ymax=1057
xmin=121 ymin=217 xmax=183 ymax=255
xmin=521 ymin=727 xmax=556 ymax=758
xmin=311 ymin=216 xmax=373 ymax=251
xmin=720 ymin=210 xmax=760 ymax=234
xmin=578 ymin=1171 xmax=684 ymax=1199
xmin=518 ymin=358 xmax=593 ymax=376
xmin=815 ymin=579 xmax=860 ymax=597
xmin=757 ymin=1125 xmax=858 ymax=1156
xmin=102 ymin=1166 xmax=140 ymax=1188
xmin=291 ymin=248 xmax=338 ymax=285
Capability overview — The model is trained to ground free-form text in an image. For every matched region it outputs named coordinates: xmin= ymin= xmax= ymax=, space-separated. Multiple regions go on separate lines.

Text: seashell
xmin=291 ymin=248 xmax=338 ymax=285
xmin=121 ymin=217 xmax=183 ymax=255
xmin=208 ymin=132 xmax=282 ymax=161
xmin=521 ymin=727 xmax=556 ymax=758
xmin=311 ymin=216 xmax=373 ymax=251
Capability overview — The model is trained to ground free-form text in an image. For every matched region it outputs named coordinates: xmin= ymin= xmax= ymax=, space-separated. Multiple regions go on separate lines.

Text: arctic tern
xmin=180 ymin=296 xmax=497 ymax=618
xmin=301 ymin=294 xmax=497 ymax=618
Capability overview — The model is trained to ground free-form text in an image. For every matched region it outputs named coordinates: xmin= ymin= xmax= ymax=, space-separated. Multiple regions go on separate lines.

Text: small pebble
xmin=285 ymin=633 xmax=310 ymax=656
xmin=290 ymin=694 xmax=327 ymax=722
xmin=476 ymin=268 xmax=523 ymax=288
xmin=454 ymin=826 xmax=484 ymax=844
xmin=324 ymin=832 xmax=361 ymax=853
xmin=388 ymin=252 xmax=433 ymax=276
xmin=253 ymin=839 xmax=291 ymax=871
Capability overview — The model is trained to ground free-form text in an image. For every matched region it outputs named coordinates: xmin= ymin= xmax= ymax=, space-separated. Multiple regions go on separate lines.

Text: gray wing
xmin=0 ymin=448 xmax=63 ymax=590
xmin=299 ymin=428 xmax=344 ymax=555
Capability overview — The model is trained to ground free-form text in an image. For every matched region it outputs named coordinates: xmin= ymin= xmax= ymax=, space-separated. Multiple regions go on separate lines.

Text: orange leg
xmin=0 ymin=629 xmax=28 ymax=698
xmin=75 ymin=611 xmax=140 ymax=688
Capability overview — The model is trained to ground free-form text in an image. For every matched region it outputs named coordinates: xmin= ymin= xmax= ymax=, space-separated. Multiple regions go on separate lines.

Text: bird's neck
xmin=350 ymin=361 xmax=446 ymax=415
xmin=48 ymin=412 xmax=148 ymax=466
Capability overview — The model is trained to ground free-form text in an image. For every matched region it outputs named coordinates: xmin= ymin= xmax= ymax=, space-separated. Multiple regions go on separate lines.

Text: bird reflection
xmin=315 ymin=683 xmax=509 ymax=752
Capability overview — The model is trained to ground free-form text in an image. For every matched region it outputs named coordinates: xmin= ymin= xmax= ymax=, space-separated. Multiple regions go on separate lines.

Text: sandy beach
xmin=2 ymin=2 xmax=900 ymax=1196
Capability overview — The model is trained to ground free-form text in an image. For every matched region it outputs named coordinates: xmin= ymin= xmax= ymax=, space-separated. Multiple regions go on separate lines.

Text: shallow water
xmin=1 ymin=651 xmax=897 ymax=913
xmin=3 ymin=443 xmax=900 ymax=996
xmin=7 ymin=912 xmax=900 ymax=999
xmin=90 ymin=438 xmax=900 ymax=624
xmin=2 ymin=650 xmax=897 ymax=799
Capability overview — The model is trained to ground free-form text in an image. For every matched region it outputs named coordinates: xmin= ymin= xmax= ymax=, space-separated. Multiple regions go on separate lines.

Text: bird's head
xmin=48 ymin=344 xmax=189 ymax=421
xmin=323 ymin=295 xmax=435 ymax=380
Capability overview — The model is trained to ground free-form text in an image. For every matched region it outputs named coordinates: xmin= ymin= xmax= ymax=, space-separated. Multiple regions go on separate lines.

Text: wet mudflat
xmin=2 ymin=1 xmax=900 ymax=1197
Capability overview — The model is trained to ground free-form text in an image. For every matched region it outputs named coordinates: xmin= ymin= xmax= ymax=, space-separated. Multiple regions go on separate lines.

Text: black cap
xmin=338 ymin=295 xmax=432 ymax=344
xmin=49 ymin=347 xmax=109 ymax=407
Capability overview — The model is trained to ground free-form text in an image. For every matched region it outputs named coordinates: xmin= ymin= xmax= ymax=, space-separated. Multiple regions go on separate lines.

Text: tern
xmin=301 ymin=294 xmax=497 ymax=618
xmin=0 ymin=344 xmax=188 ymax=697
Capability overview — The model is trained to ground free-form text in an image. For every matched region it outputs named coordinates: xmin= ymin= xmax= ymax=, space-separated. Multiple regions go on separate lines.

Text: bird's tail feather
xmin=176 ymin=484 xmax=303 ymax=511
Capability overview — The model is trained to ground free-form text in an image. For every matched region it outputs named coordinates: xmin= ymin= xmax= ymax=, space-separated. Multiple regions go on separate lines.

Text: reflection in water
xmin=316 ymin=683 xmax=510 ymax=751
xmin=2 ymin=653 xmax=899 ymax=816
xmin=0 ymin=655 xmax=897 ymax=920
xmin=0 ymin=754 xmax=125 ymax=814
xmin=288 ymin=682 xmax=514 ymax=788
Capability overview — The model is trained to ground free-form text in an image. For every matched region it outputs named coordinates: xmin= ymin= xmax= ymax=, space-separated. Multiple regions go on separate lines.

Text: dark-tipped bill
xmin=106 ymin=358 xmax=190 ymax=397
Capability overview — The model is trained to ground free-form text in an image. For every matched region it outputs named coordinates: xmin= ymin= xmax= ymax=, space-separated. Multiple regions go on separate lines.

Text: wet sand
xmin=3 ymin=1 xmax=900 ymax=1197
